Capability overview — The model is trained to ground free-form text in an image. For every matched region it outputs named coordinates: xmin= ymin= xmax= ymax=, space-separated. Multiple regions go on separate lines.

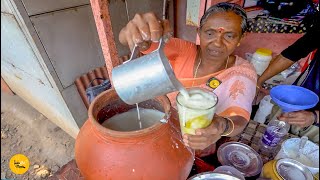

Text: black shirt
xmin=281 ymin=13 xmax=320 ymax=62
xmin=281 ymin=11 xmax=320 ymax=114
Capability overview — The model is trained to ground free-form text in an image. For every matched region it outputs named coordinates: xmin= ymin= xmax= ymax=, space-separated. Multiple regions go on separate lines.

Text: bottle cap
xmin=255 ymin=48 xmax=272 ymax=56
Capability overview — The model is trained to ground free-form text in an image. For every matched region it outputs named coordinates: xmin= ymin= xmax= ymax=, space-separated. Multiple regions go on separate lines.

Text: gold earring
xmin=237 ymin=43 xmax=240 ymax=47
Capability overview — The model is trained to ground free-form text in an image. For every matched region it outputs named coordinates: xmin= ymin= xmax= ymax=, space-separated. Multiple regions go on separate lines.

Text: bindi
xmin=217 ymin=27 xmax=225 ymax=33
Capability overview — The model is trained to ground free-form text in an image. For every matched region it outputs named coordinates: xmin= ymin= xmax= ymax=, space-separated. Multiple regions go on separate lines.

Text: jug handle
xmin=126 ymin=37 xmax=165 ymax=64
xmin=125 ymin=45 xmax=140 ymax=63
xmin=156 ymin=37 xmax=165 ymax=51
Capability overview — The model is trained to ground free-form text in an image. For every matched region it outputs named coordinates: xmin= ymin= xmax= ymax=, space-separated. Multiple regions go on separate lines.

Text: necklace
xmin=193 ymin=55 xmax=230 ymax=78
xmin=192 ymin=56 xmax=229 ymax=87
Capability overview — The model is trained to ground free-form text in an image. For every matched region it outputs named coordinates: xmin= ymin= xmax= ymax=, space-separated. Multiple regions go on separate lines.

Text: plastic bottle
xmin=280 ymin=62 xmax=300 ymax=78
xmin=251 ymin=48 xmax=272 ymax=76
xmin=260 ymin=118 xmax=290 ymax=153
xmin=253 ymin=95 xmax=274 ymax=124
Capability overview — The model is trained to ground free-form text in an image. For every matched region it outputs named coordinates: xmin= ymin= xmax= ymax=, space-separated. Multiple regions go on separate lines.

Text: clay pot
xmin=75 ymin=89 xmax=194 ymax=180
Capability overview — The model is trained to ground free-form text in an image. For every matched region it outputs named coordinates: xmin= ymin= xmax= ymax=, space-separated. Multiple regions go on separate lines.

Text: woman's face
xmin=199 ymin=11 xmax=243 ymax=61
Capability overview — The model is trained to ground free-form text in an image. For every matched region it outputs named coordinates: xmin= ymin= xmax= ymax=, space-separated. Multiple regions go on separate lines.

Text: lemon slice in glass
xmin=185 ymin=115 xmax=211 ymax=129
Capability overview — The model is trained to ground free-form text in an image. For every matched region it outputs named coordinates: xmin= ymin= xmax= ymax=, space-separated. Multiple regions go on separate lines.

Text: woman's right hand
xmin=119 ymin=12 xmax=172 ymax=51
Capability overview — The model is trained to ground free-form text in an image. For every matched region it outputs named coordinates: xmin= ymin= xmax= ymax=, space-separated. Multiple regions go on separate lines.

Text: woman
xmin=119 ymin=2 xmax=257 ymax=155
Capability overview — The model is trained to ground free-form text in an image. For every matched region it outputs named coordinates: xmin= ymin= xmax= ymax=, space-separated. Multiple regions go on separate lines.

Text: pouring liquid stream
xmin=177 ymin=86 xmax=189 ymax=127
xmin=178 ymin=86 xmax=190 ymax=100
xmin=136 ymin=103 xmax=142 ymax=129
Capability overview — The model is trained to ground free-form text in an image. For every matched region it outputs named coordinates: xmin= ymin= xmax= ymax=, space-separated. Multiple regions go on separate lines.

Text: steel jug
xmin=112 ymin=38 xmax=184 ymax=105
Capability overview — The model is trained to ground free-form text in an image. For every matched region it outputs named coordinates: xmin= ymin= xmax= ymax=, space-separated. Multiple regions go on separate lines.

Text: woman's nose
xmin=212 ymin=35 xmax=223 ymax=47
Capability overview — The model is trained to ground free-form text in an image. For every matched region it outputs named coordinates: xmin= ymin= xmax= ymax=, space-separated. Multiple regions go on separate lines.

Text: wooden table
xmin=49 ymin=120 xmax=298 ymax=180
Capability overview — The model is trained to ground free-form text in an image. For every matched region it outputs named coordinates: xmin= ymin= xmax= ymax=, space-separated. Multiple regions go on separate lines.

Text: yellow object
xmin=182 ymin=126 xmax=196 ymax=135
xmin=255 ymin=48 xmax=272 ymax=56
xmin=208 ymin=79 xmax=220 ymax=89
xmin=261 ymin=160 xmax=282 ymax=180
xmin=183 ymin=115 xmax=211 ymax=135
xmin=9 ymin=154 xmax=30 ymax=174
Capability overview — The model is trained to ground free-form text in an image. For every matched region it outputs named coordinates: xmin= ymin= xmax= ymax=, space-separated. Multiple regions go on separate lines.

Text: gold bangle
xmin=221 ymin=117 xmax=234 ymax=136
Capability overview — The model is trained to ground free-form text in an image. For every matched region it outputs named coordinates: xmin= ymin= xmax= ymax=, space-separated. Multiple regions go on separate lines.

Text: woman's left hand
xmin=182 ymin=116 xmax=226 ymax=150
xmin=278 ymin=111 xmax=315 ymax=128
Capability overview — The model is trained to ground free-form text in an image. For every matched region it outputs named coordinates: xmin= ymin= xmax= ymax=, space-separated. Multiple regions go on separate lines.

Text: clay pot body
xmin=75 ymin=89 xmax=194 ymax=180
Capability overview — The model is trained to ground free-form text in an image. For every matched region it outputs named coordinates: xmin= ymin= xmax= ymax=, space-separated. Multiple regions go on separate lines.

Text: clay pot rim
xmin=88 ymin=88 xmax=172 ymax=139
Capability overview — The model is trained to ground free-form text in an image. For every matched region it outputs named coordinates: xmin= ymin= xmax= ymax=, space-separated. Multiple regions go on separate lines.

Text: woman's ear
xmin=237 ymin=32 xmax=246 ymax=46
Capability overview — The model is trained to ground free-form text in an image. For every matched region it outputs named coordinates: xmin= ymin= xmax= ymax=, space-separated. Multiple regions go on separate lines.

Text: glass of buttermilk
xmin=176 ymin=87 xmax=218 ymax=135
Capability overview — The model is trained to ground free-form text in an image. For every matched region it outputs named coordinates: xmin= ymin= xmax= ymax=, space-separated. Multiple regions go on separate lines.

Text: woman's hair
xmin=199 ymin=2 xmax=247 ymax=34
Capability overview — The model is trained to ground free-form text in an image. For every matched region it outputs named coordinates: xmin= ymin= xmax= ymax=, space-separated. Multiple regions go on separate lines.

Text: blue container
xmin=270 ymin=85 xmax=319 ymax=112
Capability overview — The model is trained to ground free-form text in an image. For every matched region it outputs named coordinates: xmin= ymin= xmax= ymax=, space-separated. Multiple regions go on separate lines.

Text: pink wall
xmin=234 ymin=33 xmax=303 ymax=58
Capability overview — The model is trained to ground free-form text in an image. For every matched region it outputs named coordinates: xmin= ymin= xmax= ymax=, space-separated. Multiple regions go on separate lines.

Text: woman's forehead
xmin=202 ymin=11 xmax=242 ymax=31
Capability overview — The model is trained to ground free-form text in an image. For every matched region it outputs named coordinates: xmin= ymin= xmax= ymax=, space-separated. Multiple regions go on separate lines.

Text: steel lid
xmin=217 ymin=142 xmax=263 ymax=177
xmin=187 ymin=172 xmax=241 ymax=180
xmin=276 ymin=158 xmax=314 ymax=180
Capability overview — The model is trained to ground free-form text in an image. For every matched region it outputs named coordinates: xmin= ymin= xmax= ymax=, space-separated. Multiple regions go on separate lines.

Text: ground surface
xmin=1 ymin=92 xmax=75 ymax=179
